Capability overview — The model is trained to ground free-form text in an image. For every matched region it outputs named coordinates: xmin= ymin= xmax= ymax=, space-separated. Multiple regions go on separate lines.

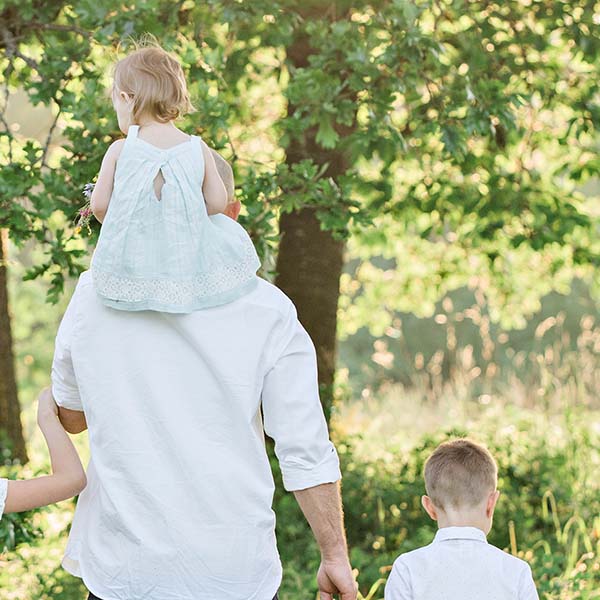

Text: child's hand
xmin=37 ymin=387 xmax=59 ymax=427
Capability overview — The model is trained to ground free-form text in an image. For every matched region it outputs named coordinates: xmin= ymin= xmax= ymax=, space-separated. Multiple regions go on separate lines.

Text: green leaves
xmin=1 ymin=0 xmax=598 ymax=305
xmin=316 ymin=114 xmax=340 ymax=149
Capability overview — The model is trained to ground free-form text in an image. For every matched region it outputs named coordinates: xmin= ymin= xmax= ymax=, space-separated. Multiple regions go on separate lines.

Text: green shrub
xmin=273 ymin=413 xmax=600 ymax=599
xmin=1 ymin=412 xmax=598 ymax=599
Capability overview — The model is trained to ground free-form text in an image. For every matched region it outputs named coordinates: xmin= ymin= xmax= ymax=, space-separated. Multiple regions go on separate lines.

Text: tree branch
xmin=0 ymin=62 xmax=14 ymax=163
xmin=0 ymin=24 xmax=40 ymax=73
xmin=28 ymin=22 xmax=91 ymax=38
xmin=41 ymin=103 xmax=62 ymax=168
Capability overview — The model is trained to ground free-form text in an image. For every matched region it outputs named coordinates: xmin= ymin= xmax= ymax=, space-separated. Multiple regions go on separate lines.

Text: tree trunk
xmin=0 ymin=229 xmax=28 ymax=463
xmin=276 ymin=209 xmax=345 ymax=422
xmin=276 ymin=5 xmax=353 ymax=422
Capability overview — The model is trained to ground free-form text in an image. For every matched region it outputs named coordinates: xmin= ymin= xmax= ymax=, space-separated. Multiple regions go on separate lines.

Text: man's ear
xmin=486 ymin=490 xmax=500 ymax=518
xmin=223 ymin=200 xmax=241 ymax=221
xmin=421 ymin=495 xmax=438 ymax=521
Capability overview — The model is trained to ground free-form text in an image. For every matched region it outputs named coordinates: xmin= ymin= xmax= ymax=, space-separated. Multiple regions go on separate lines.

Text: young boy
xmin=385 ymin=439 xmax=538 ymax=600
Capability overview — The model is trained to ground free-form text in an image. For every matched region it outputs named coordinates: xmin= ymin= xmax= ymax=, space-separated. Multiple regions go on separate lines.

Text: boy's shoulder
xmin=393 ymin=537 xmax=532 ymax=572
xmin=483 ymin=542 xmax=534 ymax=572
xmin=392 ymin=542 xmax=436 ymax=567
xmin=386 ymin=544 xmax=436 ymax=592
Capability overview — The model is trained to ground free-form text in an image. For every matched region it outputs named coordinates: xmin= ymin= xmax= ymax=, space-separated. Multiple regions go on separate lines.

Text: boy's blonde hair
xmin=113 ymin=42 xmax=194 ymax=124
xmin=424 ymin=439 xmax=497 ymax=510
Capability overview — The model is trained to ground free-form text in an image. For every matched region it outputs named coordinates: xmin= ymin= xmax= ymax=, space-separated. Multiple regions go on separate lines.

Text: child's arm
xmin=3 ymin=388 xmax=86 ymax=513
xmin=90 ymin=139 xmax=125 ymax=223
xmin=201 ymin=141 xmax=228 ymax=215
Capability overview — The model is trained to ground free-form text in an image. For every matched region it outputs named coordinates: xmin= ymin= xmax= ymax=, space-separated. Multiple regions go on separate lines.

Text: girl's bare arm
xmin=90 ymin=139 xmax=125 ymax=223
xmin=3 ymin=389 xmax=86 ymax=513
xmin=201 ymin=141 xmax=228 ymax=215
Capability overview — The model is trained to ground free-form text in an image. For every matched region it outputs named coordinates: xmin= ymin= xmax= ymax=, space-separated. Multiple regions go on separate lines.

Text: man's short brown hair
xmin=424 ymin=439 xmax=498 ymax=510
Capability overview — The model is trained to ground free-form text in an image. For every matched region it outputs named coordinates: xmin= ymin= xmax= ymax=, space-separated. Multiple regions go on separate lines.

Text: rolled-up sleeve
xmin=51 ymin=285 xmax=83 ymax=411
xmin=261 ymin=304 xmax=341 ymax=492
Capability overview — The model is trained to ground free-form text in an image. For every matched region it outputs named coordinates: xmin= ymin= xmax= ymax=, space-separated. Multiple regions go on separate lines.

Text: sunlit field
xmin=2 ymin=252 xmax=599 ymax=600
xmin=2 ymin=2 xmax=600 ymax=600
xmin=3 ymin=381 xmax=599 ymax=600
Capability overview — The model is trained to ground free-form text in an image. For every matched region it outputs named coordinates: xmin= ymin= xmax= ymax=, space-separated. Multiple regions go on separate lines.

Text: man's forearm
xmin=293 ymin=481 xmax=348 ymax=558
xmin=58 ymin=406 xmax=88 ymax=434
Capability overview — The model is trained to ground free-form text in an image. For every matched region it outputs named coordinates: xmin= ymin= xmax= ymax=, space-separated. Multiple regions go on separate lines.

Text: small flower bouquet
xmin=75 ymin=182 xmax=95 ymax=233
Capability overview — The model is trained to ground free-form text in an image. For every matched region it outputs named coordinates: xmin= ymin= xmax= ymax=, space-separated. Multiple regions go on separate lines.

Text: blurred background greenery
xmin=1 ymin=1 xmax=600 ymax=599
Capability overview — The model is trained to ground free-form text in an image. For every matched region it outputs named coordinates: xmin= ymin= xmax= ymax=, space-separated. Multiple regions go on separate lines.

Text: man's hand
xmin=318 ymin=554 xmax=358 ymax=600
xmin=293 ymin=482 xmax=357 ymax=600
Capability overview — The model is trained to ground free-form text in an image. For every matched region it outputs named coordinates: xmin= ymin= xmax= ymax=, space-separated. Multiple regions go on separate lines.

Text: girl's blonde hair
xmin=113 ymin=42 xmax=194 ymax=124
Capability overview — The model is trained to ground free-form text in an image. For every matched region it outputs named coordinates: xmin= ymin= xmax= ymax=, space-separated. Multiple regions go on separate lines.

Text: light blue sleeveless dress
xmin=91 ymin=125 xmax=261 ymax=313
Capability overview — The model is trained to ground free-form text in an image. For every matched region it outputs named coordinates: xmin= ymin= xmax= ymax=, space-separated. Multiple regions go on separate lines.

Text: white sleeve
xmin=385 ymin=557 xmax=413 ymax=600
xmin=0 ymin=478 xmax=8 ymax=515
xmin=261 ymin=303 xmax=341 ymax=491
xmin=51 ymin=284 xmax=83 ymax=411
xmin=518 ymin=564 xmax=539 ymax=600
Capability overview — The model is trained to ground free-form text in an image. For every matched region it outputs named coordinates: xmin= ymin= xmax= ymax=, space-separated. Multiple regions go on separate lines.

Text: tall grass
xmin=328 ymin=316 xmax=600 ymax=600
xmin=339 ymin=283 xmax=600 ymax=414
xmin=3 ymin=256 xmax=600 ymax=598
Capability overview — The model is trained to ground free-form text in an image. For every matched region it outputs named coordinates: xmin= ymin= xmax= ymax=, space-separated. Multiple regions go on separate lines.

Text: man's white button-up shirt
xmin=385 ymin=526 xmax=539 ymax=600
xmin=52 ymin=272 xmax=341 ymax=600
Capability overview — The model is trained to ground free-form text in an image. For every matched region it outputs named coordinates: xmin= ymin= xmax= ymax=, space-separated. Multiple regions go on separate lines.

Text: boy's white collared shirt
xmin=385 ymin=526 xmax=539 ymax=600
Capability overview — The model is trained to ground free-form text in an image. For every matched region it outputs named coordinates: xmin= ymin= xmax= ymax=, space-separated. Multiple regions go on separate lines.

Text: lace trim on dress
xmin=92 ymin=240 xmax=260 ymax=309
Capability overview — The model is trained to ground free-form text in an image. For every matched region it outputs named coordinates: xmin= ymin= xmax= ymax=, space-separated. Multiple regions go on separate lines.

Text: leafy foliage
xmin=1 ymin=0 xmax=598 ymax=305
xmin=0 ymin=451 xmax=42 ymax=553
xmin=1 ymin=407 xmax=598 ymax=599
xmin=2 ymin=4 xmax=600 ymax=596
xmin=273 ymin=411 xmax=600 ymax=599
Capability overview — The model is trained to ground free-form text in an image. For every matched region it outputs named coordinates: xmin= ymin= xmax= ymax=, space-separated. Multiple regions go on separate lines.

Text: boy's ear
xmin=486 ymin=490 xmax=500 ymax=517
xmin=421 ymin=495 xmax=438 ymax=521
xmin=119 ymin=91 xmax=133 ymax=104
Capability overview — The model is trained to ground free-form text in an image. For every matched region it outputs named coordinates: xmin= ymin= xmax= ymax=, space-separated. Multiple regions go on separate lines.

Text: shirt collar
xmin=434 ymin=526 xmax=488 ymax=544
